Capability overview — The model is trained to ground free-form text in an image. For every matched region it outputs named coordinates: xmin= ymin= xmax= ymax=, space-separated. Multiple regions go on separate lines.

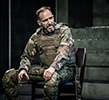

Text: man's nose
xmin=48 ymin=19 xmax=51 ymax=24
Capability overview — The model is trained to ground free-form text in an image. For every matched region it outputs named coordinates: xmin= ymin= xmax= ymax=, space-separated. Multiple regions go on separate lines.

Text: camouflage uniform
xmin=2 ymin=23 xmax=76 ymax=100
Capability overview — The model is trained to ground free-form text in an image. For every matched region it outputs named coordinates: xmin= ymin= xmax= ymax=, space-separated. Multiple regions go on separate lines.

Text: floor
xmin=1 ymin=83 xmax=108 ymax=100
xmin=0 ymin=83 xmax=76 ymax=100
xmin=0 ymin=94 xmax=76 ymax=100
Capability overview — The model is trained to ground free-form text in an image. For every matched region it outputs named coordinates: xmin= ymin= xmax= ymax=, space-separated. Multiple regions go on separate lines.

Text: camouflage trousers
xmin=2 ymin=66 xmax=74 ymax=100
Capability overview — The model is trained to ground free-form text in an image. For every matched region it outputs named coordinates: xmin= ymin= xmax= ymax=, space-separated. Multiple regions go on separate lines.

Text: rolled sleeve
xmin=50 ymin=27 xmax=74 ymax=70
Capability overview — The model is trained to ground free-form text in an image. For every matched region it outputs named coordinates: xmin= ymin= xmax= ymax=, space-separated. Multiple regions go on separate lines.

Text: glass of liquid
xmin=19 ymin=75 xmax=28 ymax=86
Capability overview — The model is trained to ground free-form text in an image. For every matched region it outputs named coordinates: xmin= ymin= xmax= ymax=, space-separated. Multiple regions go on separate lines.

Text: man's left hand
xmin=43 ymin=67 xmax=55 ymax=81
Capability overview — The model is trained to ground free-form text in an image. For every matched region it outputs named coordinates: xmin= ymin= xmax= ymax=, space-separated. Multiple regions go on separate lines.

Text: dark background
xmin=68 ymin=0 xmax=93 ymax=28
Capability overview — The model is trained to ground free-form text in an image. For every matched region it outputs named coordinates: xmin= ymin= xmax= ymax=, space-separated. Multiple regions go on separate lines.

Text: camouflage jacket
xmin=19 ymin=23 xmax=76 ymax=71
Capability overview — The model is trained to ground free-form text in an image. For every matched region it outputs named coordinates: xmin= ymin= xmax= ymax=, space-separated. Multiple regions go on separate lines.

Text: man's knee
xmin=45 ymin=72 xmax=60 ymax=87
xmin=2 ymin=68 xmax=18 ymax=100
xmin=2 ymin=68 xmax=18 ymax=86
xmin=44 ymin=72 xmax=59 ymax=94
xmin=43 ymin=72 xmax=60 ymax=100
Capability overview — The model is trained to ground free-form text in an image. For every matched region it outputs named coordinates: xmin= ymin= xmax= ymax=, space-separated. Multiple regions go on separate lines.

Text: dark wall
xmin=0 ymin=0 xmax=9 ymax=91
xmin=71 ymin=28 xmax=109 ymax=99
xmin=68 ymin=0 xmax=93 ymax=28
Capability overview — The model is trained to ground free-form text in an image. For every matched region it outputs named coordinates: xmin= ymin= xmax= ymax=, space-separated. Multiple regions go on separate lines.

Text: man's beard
xmin=45 ymin=24 xmax=55 ymax=33
xmin=47 ymin=27 xmax=55 ymax=33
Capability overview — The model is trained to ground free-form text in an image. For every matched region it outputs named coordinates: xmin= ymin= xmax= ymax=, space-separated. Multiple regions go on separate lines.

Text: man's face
xmin=37 ymin=9 xmax=55 ymax=34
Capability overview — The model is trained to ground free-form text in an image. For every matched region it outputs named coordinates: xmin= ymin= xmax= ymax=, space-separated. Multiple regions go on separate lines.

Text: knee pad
xmin=2 ymin=68 xmax=16 ymax=84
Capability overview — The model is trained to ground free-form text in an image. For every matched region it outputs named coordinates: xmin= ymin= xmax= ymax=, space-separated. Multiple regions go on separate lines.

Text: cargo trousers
xmin=2 ymin=66 xmax=74 ymax=100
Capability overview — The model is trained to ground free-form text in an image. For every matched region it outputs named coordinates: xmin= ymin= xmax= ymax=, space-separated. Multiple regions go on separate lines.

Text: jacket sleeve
xmin=50 ymin=26 xmax=75 ymax=70
xmin=19 ymin=32 xmax=38 ymax=72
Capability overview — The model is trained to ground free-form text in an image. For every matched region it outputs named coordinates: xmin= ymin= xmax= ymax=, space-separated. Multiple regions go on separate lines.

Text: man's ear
xmin=37 ymin=20 xmax=41 ymax=26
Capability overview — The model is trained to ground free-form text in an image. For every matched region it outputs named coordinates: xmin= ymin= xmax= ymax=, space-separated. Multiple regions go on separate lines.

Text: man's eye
xmin=43 ymin=19 xmax=48 ymax=22
xmin=42 ymin=16 xmax=53 ymax=22
xmin=49 ymin=17 xmax=53 ymax=20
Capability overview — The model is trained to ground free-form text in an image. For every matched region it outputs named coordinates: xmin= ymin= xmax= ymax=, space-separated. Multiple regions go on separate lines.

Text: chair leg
xmin=75 ymin=80 xmax=82 ymax=100
xmin=32 ymin=84 xmax=35 ymax=100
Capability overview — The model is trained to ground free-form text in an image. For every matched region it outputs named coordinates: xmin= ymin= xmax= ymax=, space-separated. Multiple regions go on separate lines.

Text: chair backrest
xmin=76 ymin=48 xmax=86 ymax=68
xmin=76 ymin=48 xmax=86 ymax=87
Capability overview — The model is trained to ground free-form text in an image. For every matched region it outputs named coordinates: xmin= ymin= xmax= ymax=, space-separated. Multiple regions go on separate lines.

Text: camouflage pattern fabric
xmin=43 ymin=66 xmax=74 ymax=100
xmin=28 ymin=66 xmax=45 ymax=83
xmin=2 ymin=68 xmax=19 ymax=100
xmin=2 ymin=66 xmax=74 ymax=100
xmin=19 ymin=23 xmax=75 ymax=71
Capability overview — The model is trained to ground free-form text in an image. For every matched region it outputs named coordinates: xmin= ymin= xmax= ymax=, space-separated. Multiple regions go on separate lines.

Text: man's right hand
xmin=18 ymin=69 xmax=29 ymax=83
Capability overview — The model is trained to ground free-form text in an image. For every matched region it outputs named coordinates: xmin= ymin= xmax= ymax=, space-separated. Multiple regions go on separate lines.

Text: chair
xmin=31 ymin=48 xmax=86 ymax=100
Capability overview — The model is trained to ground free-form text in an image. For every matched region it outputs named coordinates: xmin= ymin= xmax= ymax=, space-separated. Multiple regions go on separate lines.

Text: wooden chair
xmin=31 ymin=48 xmax=86 ymax=100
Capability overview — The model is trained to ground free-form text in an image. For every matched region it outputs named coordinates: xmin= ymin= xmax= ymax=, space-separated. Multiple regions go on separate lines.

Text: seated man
xmin=2 ymin=6 xmax=76 ymax=100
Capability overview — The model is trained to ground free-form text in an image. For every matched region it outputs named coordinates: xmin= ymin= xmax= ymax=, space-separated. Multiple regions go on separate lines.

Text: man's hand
xmin=18 ymin=69 xmax=29 ymax=83
xmin=43 ymin=67 xmax=55 ymax=81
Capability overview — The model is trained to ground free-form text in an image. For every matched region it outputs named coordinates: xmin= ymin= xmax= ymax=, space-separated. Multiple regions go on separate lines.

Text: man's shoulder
xmin=56 ymin=23 xmax=70 ymax=34
xmin=56 ymin=22 xmax=69 ymax=31
xmin=29 ymin=27 xmax=42 ymax=41
xmin=35 ymin=27 xmax=42 ymax=35
xmin=56 ymin=22 xmax=68 ymax=28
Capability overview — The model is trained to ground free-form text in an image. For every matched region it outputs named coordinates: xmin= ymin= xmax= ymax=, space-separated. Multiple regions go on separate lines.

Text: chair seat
xmin=59 ymin=82 xmax=75 ymax=93
xmin=63 ymin=82 xmax=74 ymax=85
xmin=32 ymin=81 xmax=45 ymax=88
xmin=33 ymin=81 xmax=74 ymax=87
